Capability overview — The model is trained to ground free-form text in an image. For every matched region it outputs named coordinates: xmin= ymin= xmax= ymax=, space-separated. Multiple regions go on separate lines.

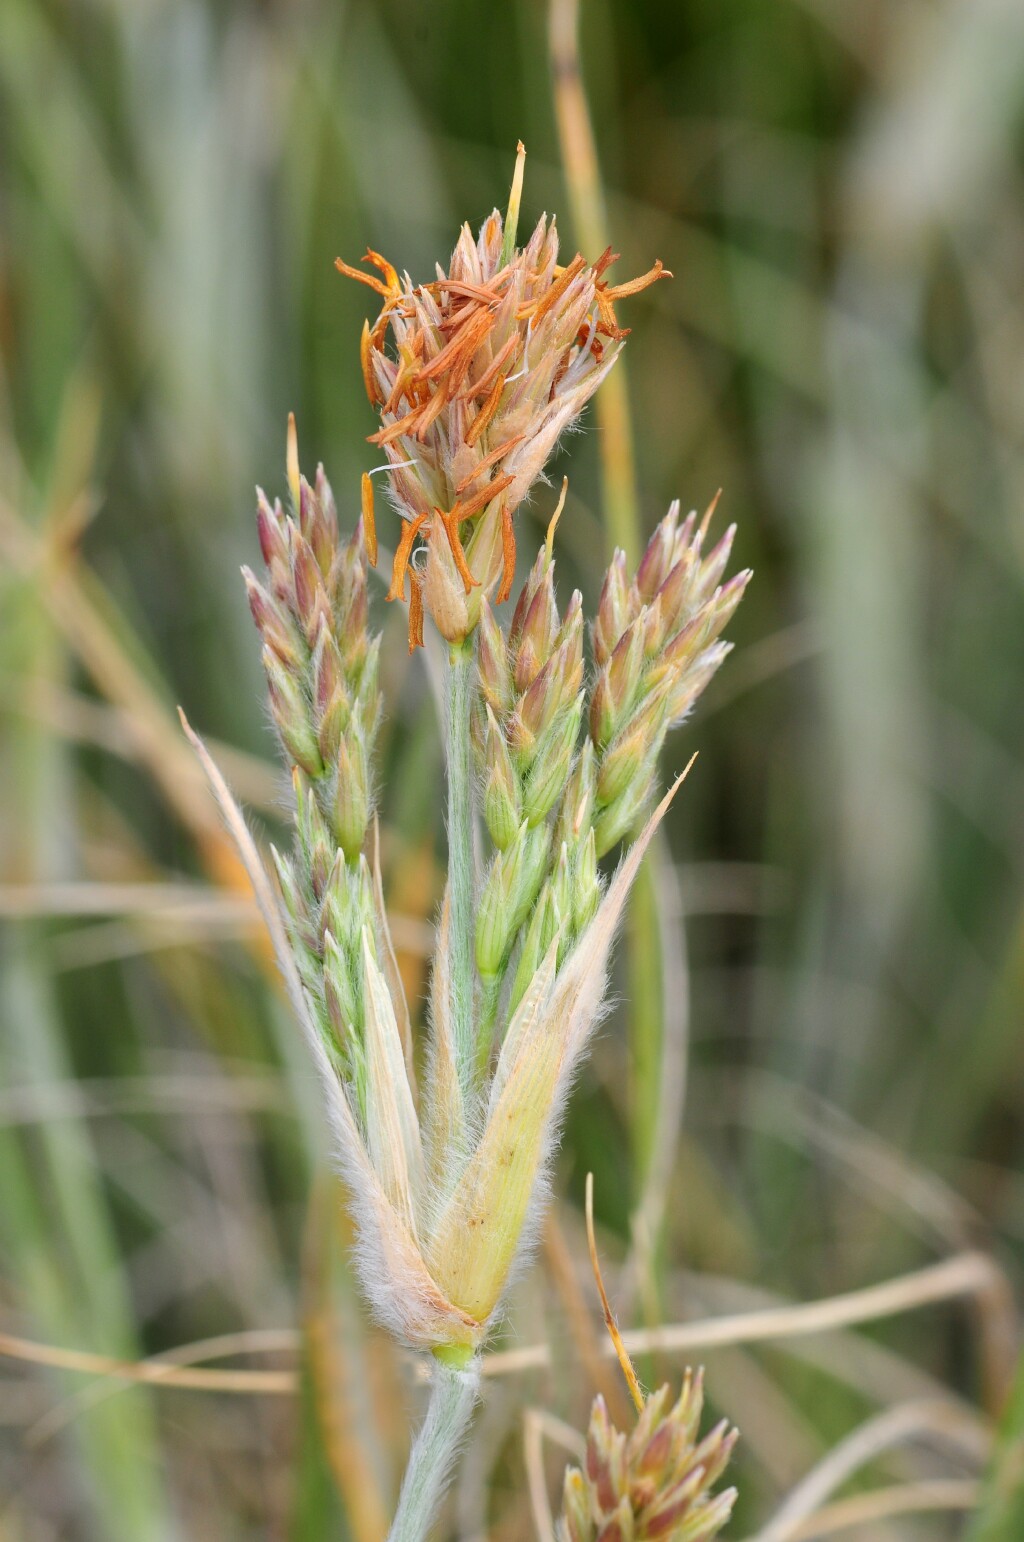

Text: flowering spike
xmin=182 ymin=164 xmax=746 ymax=1542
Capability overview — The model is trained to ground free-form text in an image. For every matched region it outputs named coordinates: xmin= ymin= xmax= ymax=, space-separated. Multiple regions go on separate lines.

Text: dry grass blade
xmin=0 ymin=501 xmax=219 ymax=843
xmin=25 ymin=1330 xmax=302 ymax=1448
xmin=743 ymin=1401 xmax=990 ymax=1542
xmin=780 ymin=1478 xmax=980 ymax=1539
xmin=523 ymin=1407 xmax=586 ymax=1542
xmin=481 ymin=1250 xmax=1005 ymax=1376
xmin=0 ymin=1327 xmax=297 ymax=1395
xmin=3 ymin=678 xmax=284 ymax=811
xmin=0 ymin=881 xmax=256 ymax=920
xmin=0 ymin=1073 xmax=290 ymax=1129
xmin=619 ymin=1251 xmax=1005 ymax=1360
xmin=2 ymin=1249 xmax=1002 ymax=1419
xmin=0 ymin=883 xmax=433 ymax=963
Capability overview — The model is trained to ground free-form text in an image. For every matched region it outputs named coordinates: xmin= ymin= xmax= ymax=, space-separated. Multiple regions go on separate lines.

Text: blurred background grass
xmin=1 ymin=0 xmax=1022 ymax=1537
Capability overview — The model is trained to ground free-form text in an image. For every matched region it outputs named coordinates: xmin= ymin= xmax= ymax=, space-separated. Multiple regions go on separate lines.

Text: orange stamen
xmin=360 ymin=473 xmax=378 ymax=567
xmin=595 ymin=289 xmax=631 ymax=342
xmin=455 ymin=471 xmax=514 ymax=524
xmin=519 ymin=252 xmax=587 ymax=325
xmin=368 ymin=412 xmax=421 ymax=448
xmin=440 ymin=510 xmax=478 ymax=593
xmin=384 ymin=334 xmax=427 ymax=414
xmin=407 ymin=570 xmax=425 ymax=652
xmin=369 ymin=308 xmax=392 ymax=352
xmin=465 ymin=370 xmax=507 ymax=448
xmin=591 ymin=246 xmax=620 ymax=280
xmin=386 ymin=512 xmax=429 ymax=602
xmin=359 ymin=320 xmax=381 ymax=406
xmin=458 ymin=333 xmax=518 ymax=401
xmin=600 ymin=259 xmax=671 ymax=301
xmin=334 ymin=256 xmax=393 ymax=299
xmin=417 ymin=307 xmax=495 ymax=386
xmin=455 ymin=434 xmax=524 ymax=495
xmin=414 ymin=384 xmax=448 ymax=443
xmin=496 ymin=498 xmax=516 ymax=605
xmin=362 ymin=249 xmax=401 ymax=293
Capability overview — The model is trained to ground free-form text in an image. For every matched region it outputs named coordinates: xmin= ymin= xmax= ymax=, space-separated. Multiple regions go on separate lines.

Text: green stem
xmin=387 ymin=1358 xmax=480 ymax=1542
xmin=445 ymin=641 xmax=477 ymax=1097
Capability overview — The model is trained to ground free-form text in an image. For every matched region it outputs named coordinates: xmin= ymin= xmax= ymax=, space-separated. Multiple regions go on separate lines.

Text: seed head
xmin=184 ymin=161 xmax=748 ymax=1377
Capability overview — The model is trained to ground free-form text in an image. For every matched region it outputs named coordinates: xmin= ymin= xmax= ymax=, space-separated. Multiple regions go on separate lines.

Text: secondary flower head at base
xmin=559 ymin=1376 xmax=738 ymax=1542
xmin=338 ymin=143 xmax=669 ymax=649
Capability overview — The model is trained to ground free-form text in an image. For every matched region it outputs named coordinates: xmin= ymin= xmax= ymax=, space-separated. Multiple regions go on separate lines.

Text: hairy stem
xmin=445 ymin=641 xmax=477 ymax=1098
xmin=387 ymin=1358 xmax=480 ymax=1542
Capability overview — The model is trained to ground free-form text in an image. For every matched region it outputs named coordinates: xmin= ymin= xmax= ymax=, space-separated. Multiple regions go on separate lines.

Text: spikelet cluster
xmin=233 ymin=445 xmax=740 ymax=1354
xmin=186 ymin=154 xmax=748 ymax=1367
xmin=338 ymin=144 xmax=668 ymax=648
xmin=589 ymin=501 xmax=750 ymax=856
xmin=242 ymin=430 xmax=387 ymax=1100
xmin=559 ymin=1373 xmax=738 ymax=1542
xmin=471 ymin=499 xmax=750 ymax=1058
xmin=473 ymin=556 xmax=596 ymax=1028
xmin=232 ymin=477 xmax=747 ymax=1359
